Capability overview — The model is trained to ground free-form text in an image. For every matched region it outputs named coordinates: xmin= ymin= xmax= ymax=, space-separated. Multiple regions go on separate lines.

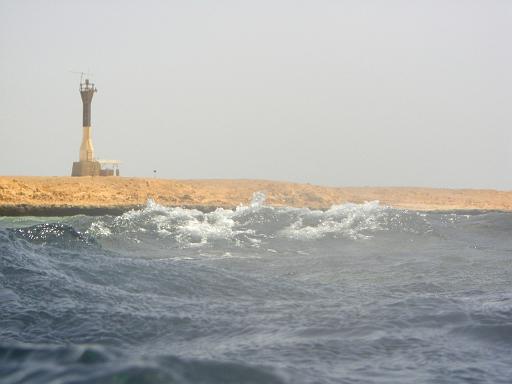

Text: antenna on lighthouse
xmin=69 ymin=70 xmax=94 ymax=85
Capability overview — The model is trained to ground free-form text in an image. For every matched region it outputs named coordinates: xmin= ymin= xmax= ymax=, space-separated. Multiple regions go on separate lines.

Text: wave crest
xmin=281 ymin=201 xmax=384 ymax=240
xmin=84 ymin=194 xmax=424 ymax=248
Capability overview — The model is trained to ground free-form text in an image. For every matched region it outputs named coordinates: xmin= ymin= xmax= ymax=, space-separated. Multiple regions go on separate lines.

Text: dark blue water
xmin=1 ymin=196 xmax=512 ymax=383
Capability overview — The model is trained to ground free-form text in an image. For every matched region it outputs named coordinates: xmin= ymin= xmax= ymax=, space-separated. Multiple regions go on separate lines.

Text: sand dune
xmin=1 ymin=176 xmax=511 ymax=214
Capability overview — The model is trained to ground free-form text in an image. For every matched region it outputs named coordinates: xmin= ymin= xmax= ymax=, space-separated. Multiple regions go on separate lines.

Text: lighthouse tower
xmin=79 ymin=79 xmax=96 ymax=162
xmin=71 ymin=78 xmax=101 ymax=176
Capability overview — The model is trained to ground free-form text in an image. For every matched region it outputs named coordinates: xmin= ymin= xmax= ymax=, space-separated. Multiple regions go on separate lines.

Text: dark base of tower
xmin=71 ymin=161 xmax=101 ymax=176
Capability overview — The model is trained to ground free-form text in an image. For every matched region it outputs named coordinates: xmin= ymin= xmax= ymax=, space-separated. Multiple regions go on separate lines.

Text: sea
xmin=1 ymin=193 xmax=511 ymax=384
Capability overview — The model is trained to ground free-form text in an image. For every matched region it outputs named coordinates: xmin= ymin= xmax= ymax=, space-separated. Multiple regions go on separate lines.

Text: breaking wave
xmin=86 ymin=193 xmax=434 ymax=248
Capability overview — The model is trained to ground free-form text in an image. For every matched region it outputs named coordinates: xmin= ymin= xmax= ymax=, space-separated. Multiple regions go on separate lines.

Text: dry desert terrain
xmin=1 ymin=176 xmax=511 ymax=215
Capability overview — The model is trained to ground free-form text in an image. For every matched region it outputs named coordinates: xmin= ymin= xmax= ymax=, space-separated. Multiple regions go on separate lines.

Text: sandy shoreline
xmin=1 ymin=176 xmax=511 ymax=216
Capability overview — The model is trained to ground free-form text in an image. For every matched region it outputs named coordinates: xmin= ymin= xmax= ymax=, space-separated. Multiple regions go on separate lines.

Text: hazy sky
xmin=1 ymin=0 xmax=511 ymax=189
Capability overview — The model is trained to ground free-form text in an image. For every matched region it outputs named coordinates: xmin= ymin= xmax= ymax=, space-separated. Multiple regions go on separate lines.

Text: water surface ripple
xmin=1 ymin=197 xmax=511 ymax=383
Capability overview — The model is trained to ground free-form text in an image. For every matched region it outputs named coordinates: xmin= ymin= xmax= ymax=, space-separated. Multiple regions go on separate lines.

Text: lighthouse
xmin=71 ymin=77 xmax=120 ymax=177
xmin=71 ymin=78 xmax=101 ymax=176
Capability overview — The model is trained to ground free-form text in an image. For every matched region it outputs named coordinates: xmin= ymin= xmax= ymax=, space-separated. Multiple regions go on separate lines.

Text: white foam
xmin=87 ymin=221 xmax=112 ymax=237
xmin=88 ymin=197 xmax=389 ymax=246
xmin=250 ymin=191 xmax=267 ymax=208
xmin=280 ymin=201 xmax=385 ymax=240
xmin=176 ymin=208 xmax=238 ymax=244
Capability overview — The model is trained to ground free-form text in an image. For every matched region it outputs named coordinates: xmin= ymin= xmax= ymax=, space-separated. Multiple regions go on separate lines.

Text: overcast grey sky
xmin=1 ymin=0 xmax=511 ymax=189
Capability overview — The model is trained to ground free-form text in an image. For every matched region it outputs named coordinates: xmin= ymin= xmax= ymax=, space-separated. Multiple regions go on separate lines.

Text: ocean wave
xmin=85 ymin=193 xmax=433 ymax=247
xmin=10 ymin=223 xmax=92 ymax=246
xmin=2 ymin=207 xmax=512 ymax=383
xmin=0 ymin=343 xmax=285 ymax=384
xmin=280 ymin=201 xmax=385 ymax=240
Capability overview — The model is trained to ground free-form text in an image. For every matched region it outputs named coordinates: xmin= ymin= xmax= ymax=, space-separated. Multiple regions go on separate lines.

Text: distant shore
xmin=1 ymin=176 xmax=511 ymax=216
